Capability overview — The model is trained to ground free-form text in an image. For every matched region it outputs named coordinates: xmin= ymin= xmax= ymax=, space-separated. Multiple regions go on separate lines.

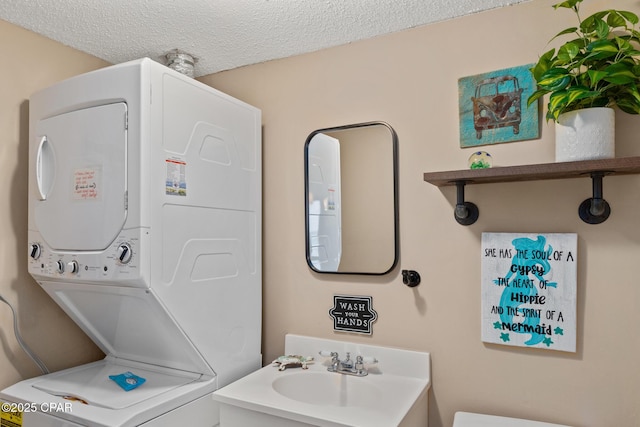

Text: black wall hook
xmin=402 ymin=270 xmax=421 ymax=287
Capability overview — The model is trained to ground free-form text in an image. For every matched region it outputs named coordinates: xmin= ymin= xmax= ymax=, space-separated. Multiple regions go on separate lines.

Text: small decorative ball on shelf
xmin=468 ymin=151 xmax=493 ymax=169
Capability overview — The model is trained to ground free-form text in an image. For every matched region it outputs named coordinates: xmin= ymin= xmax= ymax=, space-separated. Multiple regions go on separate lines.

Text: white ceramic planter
xmin=555 ymin=107 xmax=615 ymax=162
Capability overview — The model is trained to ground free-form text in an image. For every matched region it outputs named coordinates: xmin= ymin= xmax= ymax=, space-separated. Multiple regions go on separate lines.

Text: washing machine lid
xmin=33 ymin=102 xmax=127 ymax=251
xmin=42 ymin=282 xmax=215 ymax=377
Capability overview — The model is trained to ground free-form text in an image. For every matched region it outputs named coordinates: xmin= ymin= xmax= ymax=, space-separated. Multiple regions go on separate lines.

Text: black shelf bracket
xmin=578 ymin=171 xmax=611 ymax=224
xmin=454 ymin=181 xmax=479 ymax=226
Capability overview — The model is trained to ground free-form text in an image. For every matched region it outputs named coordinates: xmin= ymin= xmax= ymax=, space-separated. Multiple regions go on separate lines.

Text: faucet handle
xmin=319 ymin=351 xmax=341 ymax=365
xmin=353 ymin=355 xmax=377 ymax=375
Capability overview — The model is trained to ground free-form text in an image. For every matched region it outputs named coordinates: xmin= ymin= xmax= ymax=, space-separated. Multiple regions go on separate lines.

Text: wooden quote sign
xmin=481 ymin=233 xmax=577 ymax=352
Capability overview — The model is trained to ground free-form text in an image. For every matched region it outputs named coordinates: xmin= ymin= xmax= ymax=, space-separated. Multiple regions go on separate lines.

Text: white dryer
xmin=0 ymin=58 xmax=261 ymax=426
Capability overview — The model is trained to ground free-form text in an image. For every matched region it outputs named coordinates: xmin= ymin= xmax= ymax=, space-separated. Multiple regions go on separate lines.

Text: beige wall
xmin=0 ymin=20 xmax=106 ymax=387
xmin=0 ymin=1 xmax=639 ymax=426
xmin=200 ymin=1 xmax=640 ymax=426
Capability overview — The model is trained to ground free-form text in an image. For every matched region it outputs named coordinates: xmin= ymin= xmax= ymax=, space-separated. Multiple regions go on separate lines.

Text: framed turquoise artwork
xmin=458 ymin=64 xmax=539 ymax=148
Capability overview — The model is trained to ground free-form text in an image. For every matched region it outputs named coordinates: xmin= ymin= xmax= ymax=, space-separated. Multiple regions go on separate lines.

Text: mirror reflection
xmin=304 ymin=122 xmax=398 ymax=274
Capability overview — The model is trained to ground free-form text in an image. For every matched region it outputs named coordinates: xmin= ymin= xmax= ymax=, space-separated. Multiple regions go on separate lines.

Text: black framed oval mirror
xmin=304 ymin=121 xmax=399 ymax=275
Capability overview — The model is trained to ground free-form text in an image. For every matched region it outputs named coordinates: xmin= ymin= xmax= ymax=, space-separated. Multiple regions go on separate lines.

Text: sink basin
xmin=213 ymin=334 xmax=431 ymax=427
xmin=272 ymin=371 xmax=383 ymax=407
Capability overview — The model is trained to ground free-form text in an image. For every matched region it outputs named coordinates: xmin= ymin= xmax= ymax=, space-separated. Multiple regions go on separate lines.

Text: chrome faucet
xmin=319 ymin=351 xmax=377 ymax=377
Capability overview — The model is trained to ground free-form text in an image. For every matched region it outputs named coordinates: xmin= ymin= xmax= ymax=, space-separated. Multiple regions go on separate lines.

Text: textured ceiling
xmin=0 ymin=0 xmax=528 ymax=77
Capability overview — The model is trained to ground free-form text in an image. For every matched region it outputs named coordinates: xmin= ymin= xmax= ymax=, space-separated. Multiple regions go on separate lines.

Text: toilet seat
xmin=453 ymin=412 xmax=573 ymax=427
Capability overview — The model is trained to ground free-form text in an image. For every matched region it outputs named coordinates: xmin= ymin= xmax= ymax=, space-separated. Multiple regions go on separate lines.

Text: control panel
xmin=27 ymin=229 xmax=148 ymax=286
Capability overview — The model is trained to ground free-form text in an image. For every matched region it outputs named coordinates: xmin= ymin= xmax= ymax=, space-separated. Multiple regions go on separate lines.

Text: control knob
xmin=67 ymin=260 xmax=79 ymax=274
xmin=117 ymin=243 xmax=133 ymax=264
xmin=28 ymin=243 xmax=42 ymax=260
xmin=55 ymin=260 xmax=65 ymax=274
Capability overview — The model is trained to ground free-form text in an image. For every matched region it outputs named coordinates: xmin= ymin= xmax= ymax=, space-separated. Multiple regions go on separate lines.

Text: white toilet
xmin=453 ymin=412 xmax=573 ymax=427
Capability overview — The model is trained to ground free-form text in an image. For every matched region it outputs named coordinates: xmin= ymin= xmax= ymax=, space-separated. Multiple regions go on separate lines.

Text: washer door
xmin=33 ymin=103 xmax=127 ymax=251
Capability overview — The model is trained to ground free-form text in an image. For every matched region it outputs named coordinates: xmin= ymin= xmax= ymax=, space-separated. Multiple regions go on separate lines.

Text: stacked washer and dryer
xmin=0 ymin=58 xmax=261 ymax=426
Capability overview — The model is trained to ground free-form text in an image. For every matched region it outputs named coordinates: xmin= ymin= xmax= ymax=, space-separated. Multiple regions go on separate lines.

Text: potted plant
xmin=527 ymin=0 xmax=640 ymax=161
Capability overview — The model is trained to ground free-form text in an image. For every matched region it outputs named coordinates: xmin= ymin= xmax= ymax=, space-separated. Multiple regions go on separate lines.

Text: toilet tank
xmin=453 ymin=412 xmax=573 ymax=427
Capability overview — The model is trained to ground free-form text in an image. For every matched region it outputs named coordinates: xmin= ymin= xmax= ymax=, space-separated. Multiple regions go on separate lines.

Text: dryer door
xmin=33 ymin=103 xmax=127 ymax=251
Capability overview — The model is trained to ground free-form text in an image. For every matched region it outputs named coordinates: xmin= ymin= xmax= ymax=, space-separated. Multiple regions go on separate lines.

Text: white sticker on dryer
xmin=73 ymin=167 xmax=101 ymax=200
xmin=166 ymin=159 xmax=187 ymax=196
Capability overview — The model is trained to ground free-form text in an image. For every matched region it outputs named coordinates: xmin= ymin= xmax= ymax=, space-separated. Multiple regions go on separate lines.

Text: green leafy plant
xmin=528 ymin=0 xmax=640 ymax=122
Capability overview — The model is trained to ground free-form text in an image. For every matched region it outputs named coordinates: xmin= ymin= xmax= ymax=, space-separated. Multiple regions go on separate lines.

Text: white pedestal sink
xmin=212 ymin=334 xmax=431 ymax=427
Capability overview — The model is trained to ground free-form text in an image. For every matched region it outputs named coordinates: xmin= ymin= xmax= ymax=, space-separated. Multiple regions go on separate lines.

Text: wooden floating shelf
xmin=423 ymin=156 xmax=640 ymax=187
xmin=423 ymin=156 xmax=640 ymax=225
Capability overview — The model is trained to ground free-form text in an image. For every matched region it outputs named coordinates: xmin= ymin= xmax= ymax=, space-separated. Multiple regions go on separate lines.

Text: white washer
xmin=1 ymin=58 xmax=261 ymax=426
xmin=453 ymin=412 xmax=573 ymax=427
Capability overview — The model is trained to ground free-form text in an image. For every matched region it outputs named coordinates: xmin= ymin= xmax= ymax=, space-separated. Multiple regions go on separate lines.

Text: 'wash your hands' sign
xmin=481 ymin=233 xmax=577 ymax=352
